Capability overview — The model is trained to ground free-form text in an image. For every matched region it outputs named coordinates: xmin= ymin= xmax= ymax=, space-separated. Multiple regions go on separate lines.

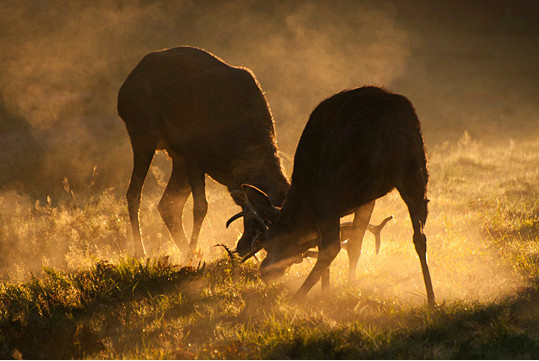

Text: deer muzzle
xmin=259 ymin=253 xmax=299 ymax=282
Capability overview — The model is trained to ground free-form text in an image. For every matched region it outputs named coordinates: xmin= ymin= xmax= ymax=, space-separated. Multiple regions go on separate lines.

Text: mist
xmin=2 ymin=0 xmax=538 ymax=189
xmin=1 ymin=0 xmax=538 ymax=305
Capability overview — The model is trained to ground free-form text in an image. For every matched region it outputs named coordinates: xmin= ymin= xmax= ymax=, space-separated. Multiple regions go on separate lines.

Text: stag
xmin=117 ymin=46 xmax=289 ymax=258
xmin=118 ymin=46 xmax=391 ymax=263
xmin=231 ymin=86 xmax=435 ymax=306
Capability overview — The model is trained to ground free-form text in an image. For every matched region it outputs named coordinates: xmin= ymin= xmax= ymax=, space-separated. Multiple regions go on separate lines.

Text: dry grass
xmin=0 ymin=134 xmax=538 ymax=358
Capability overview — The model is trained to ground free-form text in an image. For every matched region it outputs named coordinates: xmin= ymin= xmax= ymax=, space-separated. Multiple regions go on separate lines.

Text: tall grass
xmin=0 ymin=134 xmax=538 ymax=358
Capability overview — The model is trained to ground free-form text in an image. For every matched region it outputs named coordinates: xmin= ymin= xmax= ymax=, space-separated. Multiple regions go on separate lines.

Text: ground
xmin=0 ymin=134 xmax=538 ymax=359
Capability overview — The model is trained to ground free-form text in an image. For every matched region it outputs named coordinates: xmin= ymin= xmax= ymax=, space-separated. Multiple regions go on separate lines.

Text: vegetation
xmin=0 ymin=135 xmax=538 ymax=359
xmin=2 ymin=256 xmax=539 ymax=359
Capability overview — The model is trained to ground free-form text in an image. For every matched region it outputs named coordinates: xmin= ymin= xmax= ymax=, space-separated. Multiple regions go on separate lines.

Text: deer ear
xmin=241 ymin=184 xmax=277 ymax=222
xmin=230 ymin=190 xmax=247 ymax=207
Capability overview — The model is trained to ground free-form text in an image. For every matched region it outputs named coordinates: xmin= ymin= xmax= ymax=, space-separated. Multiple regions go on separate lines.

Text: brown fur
xmin=117 ymin=46 xmax=289 ymax=258
xmin=243 ymin=86 xmax=435 ymax=305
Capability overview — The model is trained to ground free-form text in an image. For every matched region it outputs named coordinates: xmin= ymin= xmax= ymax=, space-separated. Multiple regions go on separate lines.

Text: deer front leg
xmin=399 ymin=183 xmax=436 ymax=307
xmin=294 ymin=217 xmax=340 ymax=300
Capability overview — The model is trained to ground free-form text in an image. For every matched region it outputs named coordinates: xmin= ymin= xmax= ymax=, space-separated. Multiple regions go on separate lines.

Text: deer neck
xmin=231 ymin=146 xmax=290 ymax=206
xmin=275 ymin=184 xmax=317 ymax=241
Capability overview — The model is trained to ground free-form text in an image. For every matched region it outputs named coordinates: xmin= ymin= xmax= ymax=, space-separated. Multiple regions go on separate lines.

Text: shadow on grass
xmin=2 ymin=256 xmax=539 ymax=359
xmin=260 ymin=286 xmax=539 ymax=359
xmin=0 ymin=257 xmax=204 ymax=359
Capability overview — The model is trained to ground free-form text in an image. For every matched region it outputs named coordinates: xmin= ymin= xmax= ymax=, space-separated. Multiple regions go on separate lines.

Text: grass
xmin=0 ymin=134 xmax=538 ymax=359
xmin=2 ymin=257 xmax=539 ymax=359
xmin=0 ymin=258 xmax=204 ymax=358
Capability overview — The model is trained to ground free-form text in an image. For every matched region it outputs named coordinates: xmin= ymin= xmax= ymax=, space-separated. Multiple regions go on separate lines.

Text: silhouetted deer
xmin=233 ymin=86 xmax=435 ymax=306
xmin=118 ymin=46 xmax=289 ymax=258
xmin=230 ymin=197 xmax=392 ymax=283
xmin=118 ymin=46 xmax=391 ymax=263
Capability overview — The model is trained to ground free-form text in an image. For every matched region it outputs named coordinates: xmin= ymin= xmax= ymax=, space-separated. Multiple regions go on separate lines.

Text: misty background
xmin=1 ymin=0 xmax=538 ymax=194
xmin=0 ymin=0 xmax=538 ymax=281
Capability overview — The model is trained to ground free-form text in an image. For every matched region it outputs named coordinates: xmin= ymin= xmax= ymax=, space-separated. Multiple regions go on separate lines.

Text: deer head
xmin=227 ymin=185 xmax=312 ymax=282
xmin=228 ymin=189 xmax=268 ymax=257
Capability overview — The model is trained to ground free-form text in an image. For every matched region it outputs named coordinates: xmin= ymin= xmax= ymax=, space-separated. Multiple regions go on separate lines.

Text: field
xmin=1 ymin=135 xmax=538 ymax=359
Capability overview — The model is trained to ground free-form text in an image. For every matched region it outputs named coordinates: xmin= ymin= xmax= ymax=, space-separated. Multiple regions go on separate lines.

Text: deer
xmin=118 ymin=46 xmax=391 ymax=265
xmin=229 ymin=86 xmax=436 ymax=306
xmin=118 ymin=46 xmax=289 ymax=259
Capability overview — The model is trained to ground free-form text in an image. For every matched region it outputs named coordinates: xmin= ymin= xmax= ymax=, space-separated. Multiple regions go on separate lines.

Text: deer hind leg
xmin=346 ymin=201 xmax=375 ymax=283
xmin=185 ymin=166 xmax=208 ymax=261
xmin=158 ymin=156 xmax=191 ymax=254
xmin=294 ymin=217 xmax=340 ymax=300
xmin=398 ymin=181 xmax=436 ymax=307
xmin=126 ymin=134 xmax=158 ymax=258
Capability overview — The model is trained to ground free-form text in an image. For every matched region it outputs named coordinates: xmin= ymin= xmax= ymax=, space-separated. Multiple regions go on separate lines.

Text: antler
xmin=305 ymin=215 xmax=394 ymax=259
xmin=367 ymin=215 xmax=393 ymax=254
xmin=226 ymin=210 xmax=267 ymax=230
xmin=239 ymin=232 xmax=265 ymax=263
xmin=241 ymin=242 xmax=264 ymax=263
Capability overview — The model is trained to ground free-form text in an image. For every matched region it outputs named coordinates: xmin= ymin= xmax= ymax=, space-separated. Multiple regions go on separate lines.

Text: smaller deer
xmin=229 ymin=192 xmax=393 ymax=284
xmin=230 ymin=86 xmax=435 ymax=306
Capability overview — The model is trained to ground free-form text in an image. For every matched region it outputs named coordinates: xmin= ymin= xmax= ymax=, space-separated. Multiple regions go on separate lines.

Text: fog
xmin=0 ymin=0 xmax=538 ymax=302
xmin=1 ymin=0 xmax=538 ymax=191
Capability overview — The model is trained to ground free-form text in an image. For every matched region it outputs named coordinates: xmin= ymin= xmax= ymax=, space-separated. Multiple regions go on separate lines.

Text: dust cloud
xmin=0 ymin=0 xmax=411 ymax=189
xmin=0 ymin=0 xmax=538 ymax=306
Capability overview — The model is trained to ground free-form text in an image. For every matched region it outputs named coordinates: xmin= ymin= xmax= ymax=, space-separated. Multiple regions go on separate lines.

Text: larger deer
xmin=118 ymin=46 xmax=390 ymax=265
xmin=118 ymin=46 xmax=289 ymax=258
xmin=232 ymin=86 xmax=436 ymax=306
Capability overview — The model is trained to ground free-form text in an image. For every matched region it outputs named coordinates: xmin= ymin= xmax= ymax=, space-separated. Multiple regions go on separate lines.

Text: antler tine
xmin=226 ymin=211 xmax=248 ymax=228
xmin=226 ymin=210 xmax=267 ymax=230
xmin=240 ymin=233 xmax=265 ymax=263
xmin=367 ymin=215 xmax=394 ymax=255
xmin=378 ymin=215 xmax=394 ymax=228
xmin=241 ymin=246 xmax=262 ymax=263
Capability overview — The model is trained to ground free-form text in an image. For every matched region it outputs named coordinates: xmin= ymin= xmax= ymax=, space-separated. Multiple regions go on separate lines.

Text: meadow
xmin=1 ymin=133 xmax=538 ymax=359
xmin=1 ymin=1 xmax=538 ymax=358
